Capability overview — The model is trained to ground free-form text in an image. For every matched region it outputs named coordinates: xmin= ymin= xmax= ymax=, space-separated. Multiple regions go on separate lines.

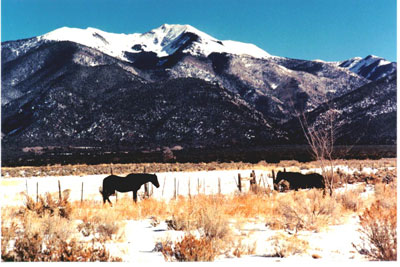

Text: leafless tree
xmin=297 ymin=105 xmax=340 ymax=196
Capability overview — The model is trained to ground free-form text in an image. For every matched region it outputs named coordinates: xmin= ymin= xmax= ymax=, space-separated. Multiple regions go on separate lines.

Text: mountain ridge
xmin=1 ymin=24 xmax=396 ymax=164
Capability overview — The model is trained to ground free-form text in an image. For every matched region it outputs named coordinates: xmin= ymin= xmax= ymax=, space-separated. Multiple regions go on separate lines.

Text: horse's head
xmin=273 ymin=171 xmax=284 ymax=190
xmin=275 ymin=171 xmax=284 ymax=183
xmin=150 ymin=174 xmax=160 ymax=188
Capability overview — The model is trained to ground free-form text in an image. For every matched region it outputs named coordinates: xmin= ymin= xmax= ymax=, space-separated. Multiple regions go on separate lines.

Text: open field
xmin=1 ymin=159 xmax=397 ymax=262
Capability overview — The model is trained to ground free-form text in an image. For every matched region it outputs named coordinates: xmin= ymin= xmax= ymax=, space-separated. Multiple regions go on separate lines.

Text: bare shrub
xmin=275 ymin=189 xmax=340 ymax=231
xmin=2 ymin=234 xmax=121 ymax=262
xmin=336 ymin=189 xmax=363 ymax=212
xmin=268 ymin=233 xmax=309 ymax=257
xmin=166 ymin=195 xmax=230 ymax=240
xmin=197 ymin=202 xmax=230 ymax=240
xmin=96 ymin=221 xmax=120 ymax=241
xmin=374 ymin=181 xmax=397 ymax=209
xmin=1 ymin=212 xmax=121 ymax=262
xmin=22 ymin=191 xmax=72 ymax=219
xmin=77 ymin=221 xmax=95 ymax=237
xmin=232 ymin=239 xmax=257 ymax=258
xmin=161 ymin=234 xmax=217 ymax=262
xmin=76 ymin=213 xmax=122 ymax=241
xmin=2 ymin=193 xmax=120 ymax=262
xmin=353 ymin=200 xmax=397 ymax=261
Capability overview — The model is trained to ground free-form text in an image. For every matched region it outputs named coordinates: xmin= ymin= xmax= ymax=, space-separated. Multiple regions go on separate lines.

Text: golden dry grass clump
xmin=264 ymin=189 xmax=342 ymax=231
xmin=353 ymin=179 xmax=397 ymax=261
xmin=268 ymin=233 xmax=309 ymax=258
xmin=161 ymin=234 xmax=217 ymax=262
xmin=1 ymin=193 xmax=122 ymax=262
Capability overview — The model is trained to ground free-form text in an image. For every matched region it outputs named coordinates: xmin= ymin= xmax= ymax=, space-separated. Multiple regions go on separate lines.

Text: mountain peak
xmin=39 ymin=24 xmax=272 ymax=61
xmin=339 ymin=55 xmax=395 ymax=81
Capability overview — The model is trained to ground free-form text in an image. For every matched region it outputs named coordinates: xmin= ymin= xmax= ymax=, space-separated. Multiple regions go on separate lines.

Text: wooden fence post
xmin=58 ymin=180 xmax=62 ymax=201
xmin=218 ymin=177 xmax=221 ymax=195
xmin=250 ymin=170 xmax=256 ymax=193
xmin=36 ymin=182 xmax=39 ymax=203
xmin=174 ymin=177 xmax=177 ymax=200
xmin=238 ymin=174 xmax=242 ymax=192
xmin=81 ymin=182 xmax=84 ymax=203
xmin=188 ymin=179 xmax=191 ymax=199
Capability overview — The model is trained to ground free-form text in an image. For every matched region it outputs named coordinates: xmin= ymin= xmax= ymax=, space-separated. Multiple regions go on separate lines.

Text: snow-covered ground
xmin=2 ymin=169 xmax=274 ymax=206
xmin=2 ymin=165 xmax=392 ymax=206
xmin=1 ymin=167 xmax=382 ymax=262
xmin=103 ymin=215 xmax=367 ymax=262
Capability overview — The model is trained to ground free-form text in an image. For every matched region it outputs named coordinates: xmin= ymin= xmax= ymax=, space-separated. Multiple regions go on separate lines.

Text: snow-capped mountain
xmin=1 ymin=24 xmax=396 ymax=165
xmin=40 ymin=24 xmax=272 ymax=62
xmin=338 ymin=55 xmax=397 ymax=81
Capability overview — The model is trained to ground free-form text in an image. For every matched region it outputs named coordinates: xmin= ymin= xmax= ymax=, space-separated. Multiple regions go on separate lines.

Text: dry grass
xmin=351 ymin=177 xmax=397 ymax=261
xmin=168 ymin=195 xmax=231 ymax=240
xmin=232 ymin=239 xmax=257 ymax=258
xmin=268 ymin=233 xmax=309 ymax=258
xmin=161 ymin=234 xmax=217 ymax=262
xmin=1 ymin=193 xmax=122 ymax=262
xmin=265 ymin=189 xmax=341 ymax=231
xmin=335 ymin=186 xmax=366 ymax=212
xmin=71 ymin=197 xmax=170 ymax=222
xmin=2 ymin=165 xmax=396 ymax=262
xmin=20 ymin=190 xmax=72 ymax=219
xmin=354 ymin=200 xmax=397 ymax=261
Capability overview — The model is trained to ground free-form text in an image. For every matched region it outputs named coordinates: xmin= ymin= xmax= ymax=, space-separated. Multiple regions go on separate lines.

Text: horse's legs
xmin=107 ymin=197 xmax=113 ymax=207
xmin=102 ymin=194 xmax=113 ymax=207
xmin=133 ymin=190 xmax=138 ymax=203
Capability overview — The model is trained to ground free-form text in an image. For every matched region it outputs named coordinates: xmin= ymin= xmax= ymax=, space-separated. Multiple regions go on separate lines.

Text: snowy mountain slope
xmin=338 ymin=55 xmax=396 ymax=81
xmin=1 ymin=24 xmax=396 ymax=164
xmin=165 ymin=52 xmax=368 ymax=122
xmin=1 ymin=24 xmax=370 ymax=122
xmin=39 ymin=24 xmax=272 ymax=62
xmin=1 ymin=41 xmax=144 ymax=106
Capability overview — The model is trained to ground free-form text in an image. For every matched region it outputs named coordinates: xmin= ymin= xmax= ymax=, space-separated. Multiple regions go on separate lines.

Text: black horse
xmin=274 ymin=171 xmax=325 ymax=191
xmin=99 ymin=173 xmax=160 ymax=205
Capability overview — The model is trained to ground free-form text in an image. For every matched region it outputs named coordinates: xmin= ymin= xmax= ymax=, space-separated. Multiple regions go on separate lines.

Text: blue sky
xmin=1 ymin=0 xmax=397 ymax=61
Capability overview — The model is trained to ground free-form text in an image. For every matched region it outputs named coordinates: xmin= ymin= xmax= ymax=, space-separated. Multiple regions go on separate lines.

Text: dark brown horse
xmin=274 ymin=171 xmax=324 ymax=191
xmin=99 ymin=173 xmax=160 ymax=205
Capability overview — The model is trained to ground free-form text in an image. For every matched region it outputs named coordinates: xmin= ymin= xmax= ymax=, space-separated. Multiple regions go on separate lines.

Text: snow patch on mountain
xmin=40 ymin=24 xmax=272 ymax=62
xmin=338 ymin=55 xmax=395 ymax=81
xmin=347 ymin=55 xmax=390 ymax=73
